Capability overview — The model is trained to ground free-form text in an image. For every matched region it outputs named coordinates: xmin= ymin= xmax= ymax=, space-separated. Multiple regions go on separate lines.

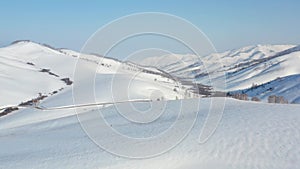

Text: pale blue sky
xmin=1 ymin=0 xmax=299 ymax=52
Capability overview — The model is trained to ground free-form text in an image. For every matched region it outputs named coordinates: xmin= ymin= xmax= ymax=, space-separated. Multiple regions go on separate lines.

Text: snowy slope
xmin=0 ymin=96 xmax=299 ymax=169
xmin=0 ymin=41 xmax=80 ymax=108
xmin=231 ymin=74 xmax=300 ymax=103
xmin=0 ymin=48 xmax=65 ymax=108
xmin=0 ymin=41 xmax=79 ymax=78
xmin=61 ymin=47 xmax=193 ymax=101
xmin=0 ymin=41 xmax=193 ymax=110
xmin=221 ymin=45 xmax=300 ymax=90
xmin=137 ymin=44 xmax=300 ymax=102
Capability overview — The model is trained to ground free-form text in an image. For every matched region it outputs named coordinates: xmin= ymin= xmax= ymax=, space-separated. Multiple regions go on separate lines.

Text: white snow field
xmin=0 ymin=41 xmax=300 ymax=169
xmin=0 ymin=97 xmax=299 ymax=169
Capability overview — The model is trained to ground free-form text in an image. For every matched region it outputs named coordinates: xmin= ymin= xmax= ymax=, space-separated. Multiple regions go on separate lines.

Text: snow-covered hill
xmin=0 ymin=42 xmax=69 ymax=108
xmin=136 ymin=44 xmax=300 ymax=103
xmin=0 ymin=41 xmax=196 ymax=111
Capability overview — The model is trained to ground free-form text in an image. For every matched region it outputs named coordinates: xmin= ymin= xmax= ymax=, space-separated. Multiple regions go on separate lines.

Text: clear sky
xmin=1 ymin=0 xmax=299 ymax=52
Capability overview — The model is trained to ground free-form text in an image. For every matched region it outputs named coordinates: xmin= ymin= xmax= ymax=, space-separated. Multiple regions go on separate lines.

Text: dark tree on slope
xmin=251 ymin=97 xmax=261 ymax=102
xmin=268 ymin=95 xmax=288 ymax=104
xmin=232 ymin=93 xmax=249 ymax=101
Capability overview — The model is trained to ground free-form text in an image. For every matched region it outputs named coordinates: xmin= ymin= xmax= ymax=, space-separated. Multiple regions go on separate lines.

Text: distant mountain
xmin=136 ymin=44 xmax=300 ymax=103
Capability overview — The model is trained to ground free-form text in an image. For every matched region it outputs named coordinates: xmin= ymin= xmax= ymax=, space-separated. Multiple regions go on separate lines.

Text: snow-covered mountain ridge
xmin=137 ymin=44 xmax=300 ymax=103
